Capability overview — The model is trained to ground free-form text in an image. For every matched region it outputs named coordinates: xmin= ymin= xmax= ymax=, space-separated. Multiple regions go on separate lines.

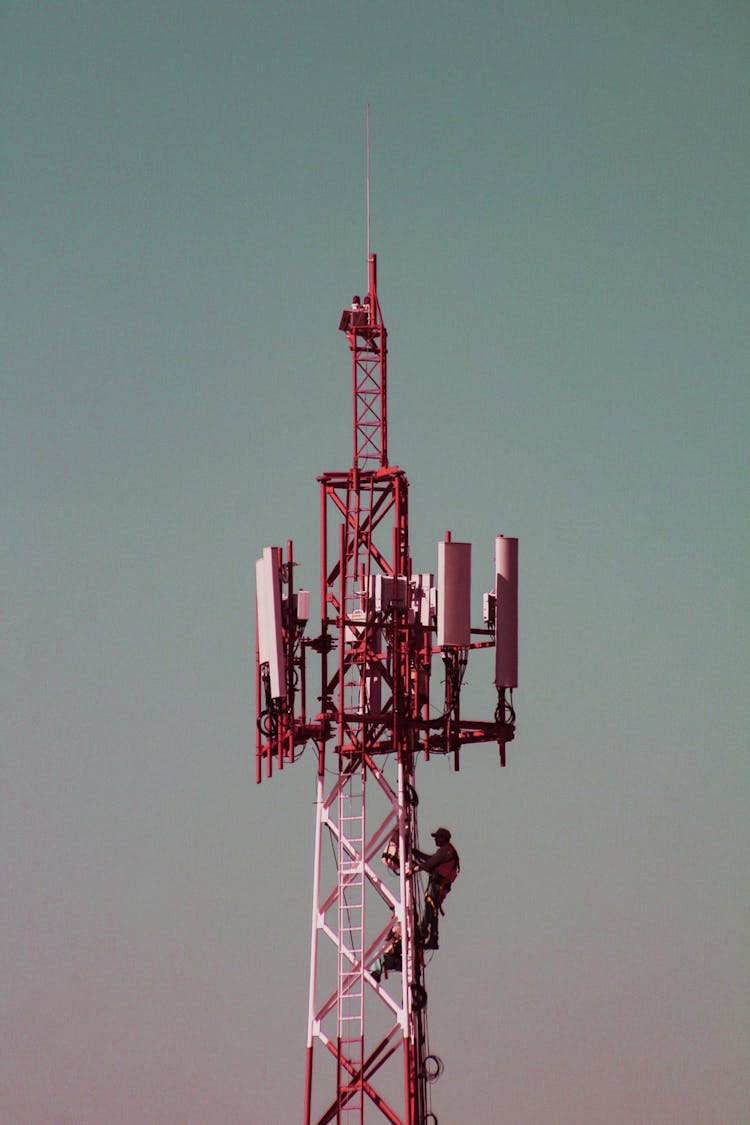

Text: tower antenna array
xmin=255 ymin=168 xmax=519 ymax=1124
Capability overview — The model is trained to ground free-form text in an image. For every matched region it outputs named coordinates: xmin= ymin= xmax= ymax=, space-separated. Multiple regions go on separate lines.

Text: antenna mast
xmin=255 ymin=135 xmax=520 ymax=1123
xmin=366 ymin=103 xmax=372 ymax=261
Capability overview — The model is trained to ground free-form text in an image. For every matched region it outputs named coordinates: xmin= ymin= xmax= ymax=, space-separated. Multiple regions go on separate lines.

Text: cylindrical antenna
xmin=366 ymin=103 xmax=371 ymax=261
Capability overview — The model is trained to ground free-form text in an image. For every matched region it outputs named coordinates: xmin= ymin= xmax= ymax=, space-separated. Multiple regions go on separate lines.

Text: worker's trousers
xmin=422 ymin=877 xmax=450 ymax=945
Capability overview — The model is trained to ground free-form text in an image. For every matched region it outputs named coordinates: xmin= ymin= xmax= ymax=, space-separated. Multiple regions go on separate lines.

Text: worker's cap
xmin=431 ymin=827 xmax=451 ymax=843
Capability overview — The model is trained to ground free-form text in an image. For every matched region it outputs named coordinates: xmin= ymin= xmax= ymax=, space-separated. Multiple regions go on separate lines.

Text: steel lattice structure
xmin=256 ymin=254 xmax=518 ymax=1124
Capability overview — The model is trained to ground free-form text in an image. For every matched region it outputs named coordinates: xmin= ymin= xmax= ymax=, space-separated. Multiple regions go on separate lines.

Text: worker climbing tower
xmin=256 ymin=249 xmax=518 ymax=1123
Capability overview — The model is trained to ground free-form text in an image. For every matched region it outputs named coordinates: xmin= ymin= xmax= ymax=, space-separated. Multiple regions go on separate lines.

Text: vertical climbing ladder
xmin=336 ymin=765 xmax=365 ymax=1120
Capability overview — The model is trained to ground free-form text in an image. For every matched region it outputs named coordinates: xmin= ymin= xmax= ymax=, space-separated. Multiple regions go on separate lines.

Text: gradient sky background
xmin=3 ymin=3 xmax=749 ymax=1123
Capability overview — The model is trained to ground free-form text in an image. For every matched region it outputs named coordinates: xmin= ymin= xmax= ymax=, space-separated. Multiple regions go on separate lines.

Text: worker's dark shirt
xmin=413 ymin=843 xmax=456 ymax=875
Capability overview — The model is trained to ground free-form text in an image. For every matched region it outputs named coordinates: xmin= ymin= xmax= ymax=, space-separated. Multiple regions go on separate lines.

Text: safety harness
xmin=427 ymin=845 xmax=460 ymax=914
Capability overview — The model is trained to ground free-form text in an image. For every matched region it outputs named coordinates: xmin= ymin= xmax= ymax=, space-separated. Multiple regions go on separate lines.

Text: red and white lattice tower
xmin=256 ymin=252 xmax=518 ymax=1124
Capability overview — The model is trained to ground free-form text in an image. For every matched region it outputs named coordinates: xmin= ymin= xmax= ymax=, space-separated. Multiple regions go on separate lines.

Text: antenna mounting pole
xmin=366 ymin=103 xmax=371 ymax=261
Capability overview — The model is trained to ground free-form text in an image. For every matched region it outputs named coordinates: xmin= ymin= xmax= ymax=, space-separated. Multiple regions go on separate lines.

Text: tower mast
xmin=255 ymin=250 xmax=518 ymax=1122
xmin=308 ymin=256 xmax=417 ymax=1122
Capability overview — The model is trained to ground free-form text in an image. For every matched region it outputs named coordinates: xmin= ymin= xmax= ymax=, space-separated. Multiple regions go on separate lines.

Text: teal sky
xmin=3 ymin=3 xmax=749 ymax=1123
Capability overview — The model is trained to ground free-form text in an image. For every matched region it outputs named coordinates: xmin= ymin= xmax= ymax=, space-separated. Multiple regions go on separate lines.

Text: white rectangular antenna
xmin=494 ymin=535 xmax=518 ymax=688
xmin=372 ymin=574 xmax=393 ymax=613
xmin=256 ymin=546 xmax=286 ymax=700
xmin=370 ymin=574 xmax=408 ymax=613
xmin=296 ymin=590 xmax=310 ymax=623
xmin=437 ymin=540 xmax=472 ymax=646
xmin=410 ymin=573 xmax=435 ymax=626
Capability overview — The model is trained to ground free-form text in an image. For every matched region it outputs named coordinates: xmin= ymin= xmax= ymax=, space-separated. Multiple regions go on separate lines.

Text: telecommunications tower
xmin=256 ymin=249 xmax=518 ymax=1123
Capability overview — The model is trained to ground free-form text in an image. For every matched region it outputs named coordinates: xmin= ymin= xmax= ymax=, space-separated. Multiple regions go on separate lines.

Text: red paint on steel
xmin=254 ymin=248 xmax=517 ymax=1122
